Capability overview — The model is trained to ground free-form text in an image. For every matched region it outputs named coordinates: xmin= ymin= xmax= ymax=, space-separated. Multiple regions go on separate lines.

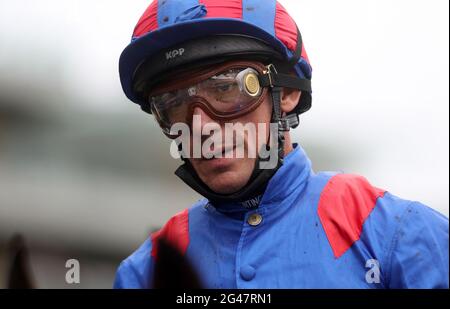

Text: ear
xmin=281 ymin=88 xmax=302 ymax=114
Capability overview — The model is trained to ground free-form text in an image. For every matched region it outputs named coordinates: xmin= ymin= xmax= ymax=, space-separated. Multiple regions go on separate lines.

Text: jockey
xmin=114 ymin=0 xmax=448 ymax=288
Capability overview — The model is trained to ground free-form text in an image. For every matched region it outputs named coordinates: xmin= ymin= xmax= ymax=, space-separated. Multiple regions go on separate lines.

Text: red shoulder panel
xmin=318 ymin=174 xmax=386 ymax=258
xmin=151 ymin=209 xmax=190 ymax=258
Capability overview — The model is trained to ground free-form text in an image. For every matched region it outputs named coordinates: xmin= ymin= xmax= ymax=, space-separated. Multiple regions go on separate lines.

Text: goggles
xmin=148 ymin=61 xmax=269 ymax=137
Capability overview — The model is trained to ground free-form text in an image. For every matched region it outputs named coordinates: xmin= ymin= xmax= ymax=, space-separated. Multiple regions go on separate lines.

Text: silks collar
xmin=203 ymin=144 xmax=312 ymax=215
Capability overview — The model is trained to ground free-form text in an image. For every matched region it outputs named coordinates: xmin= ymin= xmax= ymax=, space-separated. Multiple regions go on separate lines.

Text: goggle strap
xmin=271 ymin=86 xmax=283 ymax=122
xmin=270 ymin=87 xmax=287 ymax=166
xmin=270 ymin=86 xmax=300 ymax=132
xmin=259 ymin=72 xmax=312 ymax=92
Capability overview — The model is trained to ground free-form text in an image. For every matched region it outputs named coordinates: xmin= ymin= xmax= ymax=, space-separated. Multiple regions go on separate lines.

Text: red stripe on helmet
xmin=301 ymin=44 xmax=310 ymax=64
xmin=274 ymin=2 xmax=298 ymax=53
xmin=133 ymin=0 xmax=159 ymax=38
xmin=200 ymin=0 xmax=243 ymax=19
xmin=151 ymin=209 xmax=190 ymax=258
xmin=318 ymin=174 xmax=386 ymax=259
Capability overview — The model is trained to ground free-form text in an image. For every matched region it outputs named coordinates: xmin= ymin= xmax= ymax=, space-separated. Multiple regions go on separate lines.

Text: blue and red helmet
xmin=119 ymin=0 xmax=313 ymax=116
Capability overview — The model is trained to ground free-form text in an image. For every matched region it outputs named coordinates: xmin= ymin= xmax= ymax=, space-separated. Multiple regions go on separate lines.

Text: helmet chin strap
xmin=175 ymin=64 xmax=309 ymax=207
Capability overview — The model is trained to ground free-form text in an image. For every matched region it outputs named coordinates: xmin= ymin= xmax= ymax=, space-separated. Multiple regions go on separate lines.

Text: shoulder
xmin=316 ymin=174 xmax=386 ymax=258
xmin=384 ymin=198 xmax=448 ymax=287
xmin=113 ymin=199 xmax=208 ymax=289
xmin=113 ymin=237 xmax=153 ymax=289
xmin=318 ymin=173 xmax=386 ymax=206
xmin=314 ymin=174 xmax=449 ymax=287
xmin=314 ymin=173 xmax=446 ymax=259
xmin=151 ymin=198 xmax=208 ymax=255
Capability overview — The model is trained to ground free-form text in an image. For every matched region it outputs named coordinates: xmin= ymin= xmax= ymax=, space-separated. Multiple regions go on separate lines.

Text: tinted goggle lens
xmin=149 ymin=67 xmax=264 ymax=135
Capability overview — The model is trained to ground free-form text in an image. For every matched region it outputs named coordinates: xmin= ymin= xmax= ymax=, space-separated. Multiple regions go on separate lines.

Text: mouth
xmin=203 ymin=144 xmax=237 ymax=160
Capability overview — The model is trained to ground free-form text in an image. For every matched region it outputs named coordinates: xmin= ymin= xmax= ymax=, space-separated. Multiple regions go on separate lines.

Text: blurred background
xmin=0 ymin=0 xmax=448 ymax=288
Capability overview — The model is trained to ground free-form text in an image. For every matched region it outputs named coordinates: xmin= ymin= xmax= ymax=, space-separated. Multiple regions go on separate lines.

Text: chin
xmin=203 ymin=171 xmax=250 ymax=195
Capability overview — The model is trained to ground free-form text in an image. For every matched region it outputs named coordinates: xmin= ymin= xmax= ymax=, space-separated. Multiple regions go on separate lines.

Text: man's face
xmin=152 ymin=60 xmax=276 ymax=195
xmin=188 ymin=91 xmax=273 ymax=195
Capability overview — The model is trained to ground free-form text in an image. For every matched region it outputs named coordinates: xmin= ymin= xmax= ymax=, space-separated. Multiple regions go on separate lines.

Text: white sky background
xmin=0 ymin=0 xmax=448 ymax=215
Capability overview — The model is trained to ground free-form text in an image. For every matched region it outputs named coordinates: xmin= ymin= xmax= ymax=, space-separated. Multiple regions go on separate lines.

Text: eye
xmin=216 ymin=83 xmax=234 ymax=93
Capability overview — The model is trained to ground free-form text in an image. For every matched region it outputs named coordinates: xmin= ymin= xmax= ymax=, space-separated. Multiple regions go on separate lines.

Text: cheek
xmin=188 ymin=95 xmax=273 ymax=178
xmin=241 ymin=95 xmax=272 ymax=125
xmin=238 ymin=95 xmax=272 ymax=146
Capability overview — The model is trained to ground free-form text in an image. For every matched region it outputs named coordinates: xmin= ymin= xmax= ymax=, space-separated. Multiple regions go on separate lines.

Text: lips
xmin=203 ymin=144 xmax=237 ymax=160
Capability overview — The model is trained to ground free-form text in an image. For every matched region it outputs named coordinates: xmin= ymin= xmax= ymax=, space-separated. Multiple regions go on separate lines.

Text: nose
xmin=192 ymin=106 xmax=218 ymax=131
xmin=191 ymin=106 xmax=223 ymax=152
